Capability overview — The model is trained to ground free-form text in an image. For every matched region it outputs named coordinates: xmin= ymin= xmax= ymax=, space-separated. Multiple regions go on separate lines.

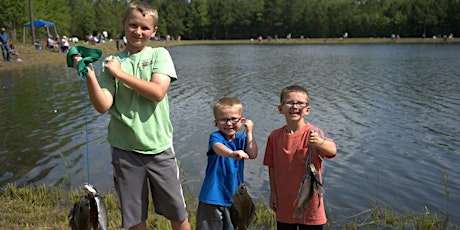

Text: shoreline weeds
xmin=0 ymin=183 xmax=455 ymax=229
xmin=1 ymin=37 xmax=459 ymax=72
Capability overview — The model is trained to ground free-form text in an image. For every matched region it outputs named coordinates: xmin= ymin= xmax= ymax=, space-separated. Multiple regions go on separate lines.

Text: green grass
xmin=0 ymin=183 xmax=456 ymax=230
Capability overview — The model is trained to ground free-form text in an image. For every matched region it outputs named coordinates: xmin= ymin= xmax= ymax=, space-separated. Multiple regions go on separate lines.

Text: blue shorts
xmin=111 ymin=147 xmax=188 ymax=228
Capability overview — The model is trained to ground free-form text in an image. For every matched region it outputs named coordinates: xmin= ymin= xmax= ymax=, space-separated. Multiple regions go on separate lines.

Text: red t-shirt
xmin=263 ymin=123 xmax=335 ymax=225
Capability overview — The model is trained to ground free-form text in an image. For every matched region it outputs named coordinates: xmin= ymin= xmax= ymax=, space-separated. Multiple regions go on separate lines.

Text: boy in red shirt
xmin=263 ymin=85 xmax=337 ymax=229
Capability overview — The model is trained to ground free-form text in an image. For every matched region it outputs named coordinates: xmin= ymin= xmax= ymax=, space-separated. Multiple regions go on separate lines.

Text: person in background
xmin=1 ymin=27 xmax=10 ymax=61
xmin=60 ymin=36 xmax=70 ymax=53
xmin=102 ymin=30 xmax=108 ymax=41
xmin=263 ymin=85 xmax=337 ymax=230
xmin=8 ymin=42 xmax=22 ymax=61
xmin=46 ymin=35 xmax=59 ymax=52
xmin=92 ymin=31 xmax=99 ymax=45
xmin=123 ymin=34 xmax=128 ymax=46
xmin=196 ymin=97 xmax=258 ymax=230
xmin=71 ymin=1 xmax=190 ymax=230
xmin=116 ymin=37 xmax=121 ymax=51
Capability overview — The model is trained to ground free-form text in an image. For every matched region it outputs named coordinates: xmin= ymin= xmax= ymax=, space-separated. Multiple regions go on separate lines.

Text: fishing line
xmin=318 ymin=132 xmax=327 ymax=185
xmin=238 ymin=125 xmax=248 ymax=184
xmin=307 ymin=130 xmax=327 ymax=184
xmin=82 ymin=79 xmax=90 ymax=183
xmin=81 ymin=52 xmax=131 ymax=184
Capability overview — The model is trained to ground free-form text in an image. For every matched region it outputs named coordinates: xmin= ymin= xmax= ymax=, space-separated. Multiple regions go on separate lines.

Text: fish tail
xmin=315 ymin=181 xmax=324 ymax=199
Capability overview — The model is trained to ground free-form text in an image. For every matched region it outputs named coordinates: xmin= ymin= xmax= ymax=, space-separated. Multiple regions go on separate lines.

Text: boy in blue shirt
xmin=196 ymin=97 xmax=258 ymax=230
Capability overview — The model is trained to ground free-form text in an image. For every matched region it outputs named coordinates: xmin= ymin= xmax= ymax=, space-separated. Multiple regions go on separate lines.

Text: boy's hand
xmin=242 ymin=118 xmax=254 ymax=132
xmin=72 ymin=55 xmax=82 ymax=69
xmin=308 ymin=130 xmax=325 ymax=147
xmin=104 ymin=56 xmax=122 ymax=77
xmin=233 ymin=150 xmax=249 ymax=160
xmin=72 ymin=54 xmax=95 ymax=77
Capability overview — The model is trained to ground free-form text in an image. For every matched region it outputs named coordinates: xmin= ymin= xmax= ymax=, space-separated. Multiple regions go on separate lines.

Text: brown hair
xmin=123 ymin=1 xmax=159 ymax=27
xmin=213 ymin=97 xmax=243 ymax=118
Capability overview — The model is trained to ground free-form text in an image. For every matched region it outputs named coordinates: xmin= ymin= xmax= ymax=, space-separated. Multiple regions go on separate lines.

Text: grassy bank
xmin=1 ymin=37 xmax=458 ymax=72
xmin=0 ymin=183 xmax=455 ymax=229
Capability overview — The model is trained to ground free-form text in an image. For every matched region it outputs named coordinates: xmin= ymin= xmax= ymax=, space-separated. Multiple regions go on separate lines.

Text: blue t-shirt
xmin=0 ymin=32 xmax=9 ymax=44
xmin=198 ymin=131 xmax=247 ymax=207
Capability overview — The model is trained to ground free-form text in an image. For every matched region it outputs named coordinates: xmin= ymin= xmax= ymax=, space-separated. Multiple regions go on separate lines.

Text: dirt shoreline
xmin=1 ymin=37 xmax=458 ymax=72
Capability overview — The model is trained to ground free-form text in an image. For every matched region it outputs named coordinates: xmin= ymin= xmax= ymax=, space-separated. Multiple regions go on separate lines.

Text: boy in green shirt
xmin=72 ymin=2 xmax=190 ymax=230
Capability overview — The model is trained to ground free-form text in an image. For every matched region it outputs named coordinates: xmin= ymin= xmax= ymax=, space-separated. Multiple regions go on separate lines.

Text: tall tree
xmin=0 ymin=0 xmax=26 ymax=41
xmin=94 ymin=0 xmax=127 ymax=39
xmin=68 ymin=0 xmax=95 ymax=39
xmin=249 ymin=0 xmax=265 ymax=37
xmin=410 ymin=0 xmax=444 ymax=37
xmin=446 ymin=0 xmax=460 ymax=36
xmin=282 ymin=0 xmax=307 ymax=37
xmin=162 ymin=0 xmax=188 ymax=39
xmin=263 ymin=0 xmax=286 ymax=37
xmin=187 ymin=0 xmax=210 ymax=39
xmin=304 ymin=0 xmax=329 ymax=38
xmin=29 ymin=0 xmax=36 ymax=44
xmin=31 ymin=0 xmax=70 ymax=36
xmin=208 ymin=0 xmax=238 ymax=39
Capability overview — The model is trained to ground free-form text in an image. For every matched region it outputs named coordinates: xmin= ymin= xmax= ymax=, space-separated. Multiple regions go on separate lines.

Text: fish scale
xmin=293 ymin=164 xmax=323 ymax=218
xmin=230 ymin=183 xmax=256 ymax=230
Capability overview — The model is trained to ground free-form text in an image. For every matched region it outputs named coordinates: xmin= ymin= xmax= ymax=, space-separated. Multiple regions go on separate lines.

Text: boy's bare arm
xmin=73 ymin=55 xmax=113 ymax=113
xmin=268 ymin=167 xmax=278 ymax=211
xmin=212 ymin=143 xmax=249 ymax=160
xmin=86 ymin=71 xmax=113 ymax=113
xmin=316 ymin=139 xmax=337 ymax=158
xmin=243 ymin=119 xmax=258 ymax=159
xmin=308 ymin=130 xmax=337 ymax=158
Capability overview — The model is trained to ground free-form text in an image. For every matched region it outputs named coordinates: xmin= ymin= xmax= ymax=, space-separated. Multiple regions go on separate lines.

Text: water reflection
xmin=1 ymin=44 xmax=460 ymax=225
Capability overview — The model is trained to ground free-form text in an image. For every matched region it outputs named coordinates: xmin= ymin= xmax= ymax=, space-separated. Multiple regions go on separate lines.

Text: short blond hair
xmin=123 ymin=1 xmax=159 ymax=27
xmin=213 ymin=97 xmax=243 ymax=118
xmin=280 ymin=85 xmax=309 ymax=104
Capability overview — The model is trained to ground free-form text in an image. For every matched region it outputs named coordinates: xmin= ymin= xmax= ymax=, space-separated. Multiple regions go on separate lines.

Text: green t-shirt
xmin=99 ymin=47 xmax=177 ymax=154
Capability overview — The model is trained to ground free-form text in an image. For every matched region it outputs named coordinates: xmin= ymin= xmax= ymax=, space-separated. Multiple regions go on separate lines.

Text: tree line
xmin=1 ymin=0 xmax=459 ymax=44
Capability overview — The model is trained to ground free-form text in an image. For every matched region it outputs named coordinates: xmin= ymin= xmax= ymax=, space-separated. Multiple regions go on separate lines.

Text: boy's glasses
xmin=216 ymin=117 xmax=242 ymax=124
xmin=282 ymin=101 xmax=309 ymax=108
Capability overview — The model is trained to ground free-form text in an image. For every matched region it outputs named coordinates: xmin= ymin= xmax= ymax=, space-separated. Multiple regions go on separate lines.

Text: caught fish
xmin=69 ymin=196 xmax=91 ymax=230
xmin=293 ymin=168 xmax=313 ymax=218
xmin=69 ymin=183 xmax=108 ymax=230
xmin=310 ymin=164 xmax=324 ymax=208
xmin=293 ymin=164 xmax=323 ymax=218
xmin=230 ymin=183 xmax=256 ymax=230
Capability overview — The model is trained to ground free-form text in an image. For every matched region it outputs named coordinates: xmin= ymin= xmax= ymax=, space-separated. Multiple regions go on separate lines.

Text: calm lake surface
xmin=1 ymin=43 xmax=459 ymax=225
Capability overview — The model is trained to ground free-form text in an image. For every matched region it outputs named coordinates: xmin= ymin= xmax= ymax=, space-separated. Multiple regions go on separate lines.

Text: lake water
xmin=1 ymin=43 xmax=459 ymax=225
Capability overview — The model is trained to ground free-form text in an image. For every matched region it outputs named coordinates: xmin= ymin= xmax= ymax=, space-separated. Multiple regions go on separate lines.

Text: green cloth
xmin=66 ymin=46 xmax=102 ymax=78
